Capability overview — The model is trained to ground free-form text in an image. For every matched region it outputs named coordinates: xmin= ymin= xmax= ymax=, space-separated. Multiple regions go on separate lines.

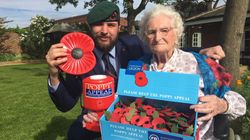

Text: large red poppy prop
xmin=59 ymin=32 xmax=96 ymax=75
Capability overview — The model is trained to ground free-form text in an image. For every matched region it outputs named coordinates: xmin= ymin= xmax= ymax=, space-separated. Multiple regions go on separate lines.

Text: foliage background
xmin=20 ymin=16 xmax=54 ymax=59
xmin=232 ymin=70 xmax=250 ymax=139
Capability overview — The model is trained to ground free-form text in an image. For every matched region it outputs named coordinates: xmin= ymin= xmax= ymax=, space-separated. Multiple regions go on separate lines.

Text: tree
xmin=49 ymin=0 xmax=169 ymax=34
xmin=21 ymin=16 xmax=54 ymax=58
xmin=49 ymin=0 xmax=190 ymax=34
xmin=0 ymin=17 xmax=12 ymax=35
xmin=49 ymin=0 xmax=217 ymax=34
xmin=203 ymin=0 xmax=220 ymax=10
xmin=174 ymin=0 xmax=207 ymax=18
xmin=0 ymin=17 xmax=14 ymax=55
xmin=174 ymin=0 xmax=222 ymax=18
xmin=220 ymin=0 xmax=249 ymax=86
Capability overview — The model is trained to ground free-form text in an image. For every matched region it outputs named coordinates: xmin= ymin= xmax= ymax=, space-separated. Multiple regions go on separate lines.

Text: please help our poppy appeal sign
xmin=100 ymin=61 xmax=200 ymax=140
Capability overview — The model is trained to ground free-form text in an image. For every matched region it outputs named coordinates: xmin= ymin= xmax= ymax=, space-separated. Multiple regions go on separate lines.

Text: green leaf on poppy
xmin=152 ymin=110 xmax=159 ymax=119
xmin=130 ymin=108 xmax=136 ymax=115
xmin=165 ymin=117 xmax=172 ymax=123
xmin=179 ymin=121 xmax=189 ymax=127
xmin=155 ymin=107 xmax=163 ymax=111
xmin=184 ymin=125 xmax=194 ymax=135
xmin=171 ymin=124 xmax=179 ymax=133
xmin=104 ymin=111 xmax=111 ymax=121
xmin=177 ymin=117 xmax=187 ymax=123
xmin=157 ymin=123 xmax=166 ymax=129
xmin=115 ymin=103 xmax=119 ymax=109
xmin=126 ymin=108 xmax=136 ymax=121
xmin=115 ymin=99 xmax=124 ymax=108
xmin=137 ymin=107 xmax=145 ymax=112
xmin=119 ymin=99 xmax=123 ymax=104
xmin=125 ymin=115 xmax=130 ymax=122
xmin=130 ymin=102 xmax=136 ymax=108
xmin=140 ymin=112 xmax=147 ymax=116
xmin=170 ymin=118 xmax=178 ymax=123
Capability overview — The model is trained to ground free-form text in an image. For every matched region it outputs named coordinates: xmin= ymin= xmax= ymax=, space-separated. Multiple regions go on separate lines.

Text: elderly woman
xmin=139 ymin=4 xmax=246 ymax=140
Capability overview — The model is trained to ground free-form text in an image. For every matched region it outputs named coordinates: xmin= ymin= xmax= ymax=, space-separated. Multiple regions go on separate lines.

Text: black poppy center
xmin=71 ymin=48 xmax=83 ymax=59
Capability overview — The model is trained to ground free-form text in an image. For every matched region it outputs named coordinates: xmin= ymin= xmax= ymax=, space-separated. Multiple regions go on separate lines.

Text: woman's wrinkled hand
xmin=190 ymin=95 xmax=228 ymax=121
xmin=199 ymin=45 xmax=225 ymax=60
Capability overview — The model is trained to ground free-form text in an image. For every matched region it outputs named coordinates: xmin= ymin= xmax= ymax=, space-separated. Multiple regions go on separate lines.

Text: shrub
xmin=0 ymin=54 xmax=21 ymax=61
xmin=20 ymin=15 xmax=54 ymax=59
xmin=232 ymin=70 xmax=250 ymax=139
xmin=0 ymin=32 xmax=22 ymax=55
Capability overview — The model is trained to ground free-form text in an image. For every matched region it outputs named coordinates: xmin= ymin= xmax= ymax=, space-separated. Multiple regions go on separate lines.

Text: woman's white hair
xmin=139 ymin=4 xmax=184 ymax=46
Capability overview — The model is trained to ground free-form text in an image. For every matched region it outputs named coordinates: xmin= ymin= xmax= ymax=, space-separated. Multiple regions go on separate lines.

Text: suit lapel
xmin=116 ymin=41 xmax=129 ymax=69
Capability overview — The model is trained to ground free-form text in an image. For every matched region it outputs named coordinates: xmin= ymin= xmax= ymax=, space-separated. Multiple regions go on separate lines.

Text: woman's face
xmin=145 ymin=13 xmax=177 ymax=55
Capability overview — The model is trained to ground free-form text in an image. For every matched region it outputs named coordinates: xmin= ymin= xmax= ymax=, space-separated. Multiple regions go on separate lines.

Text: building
xmin=54 ymin=14 xmax=128 ymax=31
xmin=183 ymin=5 xmax=250 ymax=66
xmin=46 ymin=14 xmax=128 ymax=44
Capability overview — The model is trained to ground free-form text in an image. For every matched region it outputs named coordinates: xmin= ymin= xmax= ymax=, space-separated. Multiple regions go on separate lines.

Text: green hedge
xmin=0 ymin=54 xmax=31 ymax=62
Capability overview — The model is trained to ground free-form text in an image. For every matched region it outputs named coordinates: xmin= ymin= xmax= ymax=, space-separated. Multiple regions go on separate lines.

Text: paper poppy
xmin=130 ymin=115 xmax=141 ymax=125
xmin=109 ymin=113 xmax=121 ymax=123
xmin=137 ymin=116 xmax=151 ymax=126
xmin=105 ymin=97 xmax=195 ymax=136
xmin=59 ymin=32 xmax=96 ymax=75
xmin=152 ymin=117 xmax=166 ymax=129
xmin=135 ymin=71 xmax=148 ymax=87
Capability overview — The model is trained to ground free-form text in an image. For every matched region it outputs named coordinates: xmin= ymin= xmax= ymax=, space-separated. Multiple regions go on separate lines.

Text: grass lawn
xmin=0 ymin=63 xmax=81 ymax=140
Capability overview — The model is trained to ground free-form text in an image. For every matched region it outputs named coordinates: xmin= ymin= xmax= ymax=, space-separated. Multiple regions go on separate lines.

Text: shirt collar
xmin=109 ymin=46 xmax=116 ymax=58
xmin=94 ymin=46 xmax=116 ymax=60
xmin=150 ymin=48 xmax=178 ymax=71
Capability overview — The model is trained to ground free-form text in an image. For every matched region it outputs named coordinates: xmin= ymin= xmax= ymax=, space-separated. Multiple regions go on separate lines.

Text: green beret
xmin=87 ymin=1 xmax=120 ymax=25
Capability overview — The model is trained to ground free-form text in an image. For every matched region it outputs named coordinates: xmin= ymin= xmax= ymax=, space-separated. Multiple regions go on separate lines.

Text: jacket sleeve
xmin=48 ymin=73 xmax=83 ymax=112
xmin=223 ymin=90 xmax=247 ymax=120
xmin=117 ymin=33 xmax=147 ymax=69
xmin=118 ymin=33 xmax=147 ymax=59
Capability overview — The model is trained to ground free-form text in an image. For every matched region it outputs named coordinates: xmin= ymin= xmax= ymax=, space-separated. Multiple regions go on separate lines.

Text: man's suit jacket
xmin=48 ymin=34 xmax=146 ymax=116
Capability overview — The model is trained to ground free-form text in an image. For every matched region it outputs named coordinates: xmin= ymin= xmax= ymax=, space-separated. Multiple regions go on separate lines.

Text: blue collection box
xmin=100 ymin=69 xmax=200 ymax=140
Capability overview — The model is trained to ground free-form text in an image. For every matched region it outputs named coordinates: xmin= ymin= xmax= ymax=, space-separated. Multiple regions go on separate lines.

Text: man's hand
xmin=82 ymin=111 xmax=99 ymax=128
xmin=190 ymin=95 xmax=228 ymax=121
xmin=45 ymin=43 xmax=68 ymax=86
xmin=199 ymin=45 xmax=225 ymax=60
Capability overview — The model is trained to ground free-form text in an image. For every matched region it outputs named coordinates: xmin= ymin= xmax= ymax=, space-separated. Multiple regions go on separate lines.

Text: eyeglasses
xmin=145 ymin=27 xmax=173 ymax=38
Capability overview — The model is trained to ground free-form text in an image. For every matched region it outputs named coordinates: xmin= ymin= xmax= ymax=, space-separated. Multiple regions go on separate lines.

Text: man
xmin=45 ymin=1 xmax=225 ymax=140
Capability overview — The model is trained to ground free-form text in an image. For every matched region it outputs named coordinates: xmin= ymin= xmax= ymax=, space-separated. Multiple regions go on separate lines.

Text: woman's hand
xmin=199 ymin=45 xmax=225 ymax=60
xmin=82 ymin=111 xmax=99 ymax=128
xmin=190 ymin=95 xmax=228 ymax=121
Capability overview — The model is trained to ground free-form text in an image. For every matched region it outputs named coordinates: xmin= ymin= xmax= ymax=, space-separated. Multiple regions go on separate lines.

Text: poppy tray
xmin=100 ymin=64 xmax=200 ymax=140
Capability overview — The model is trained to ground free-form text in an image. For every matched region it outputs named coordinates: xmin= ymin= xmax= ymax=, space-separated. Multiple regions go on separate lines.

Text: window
xmin=244 ymin=30 xmax=250 ymax=55
xmin=192 ymin=32 xmax=202 ymax=47
xmin=180 ymin=33 xmax=186 ymax=48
